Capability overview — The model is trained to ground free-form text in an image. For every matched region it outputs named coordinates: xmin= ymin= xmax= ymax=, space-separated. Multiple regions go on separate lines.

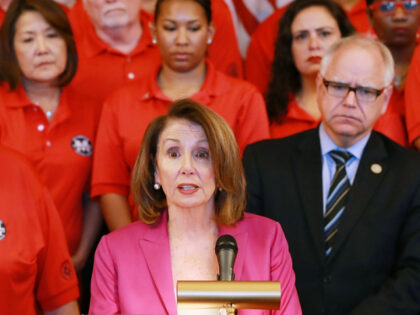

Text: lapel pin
xmin=370 ymin=163 xmax=382 ymax=174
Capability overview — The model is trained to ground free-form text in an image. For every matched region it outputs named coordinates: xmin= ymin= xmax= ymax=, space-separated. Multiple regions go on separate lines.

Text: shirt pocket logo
xmin=71 ymin=135 xmax=93 ymax=157
xmin=0 ymin=220 xmax=6 ymax=240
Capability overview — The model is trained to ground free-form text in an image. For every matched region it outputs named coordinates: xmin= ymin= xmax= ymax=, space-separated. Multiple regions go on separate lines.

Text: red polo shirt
xmin=270 ymin=95 xmax=408 ymax=147
xmin=68 ymin=0 xmax=243 ymax=106
xmin=0 ymin=146 xmax=79 ymax=315
xmin=405 ymin=46 xmax=420 ymax=145
xmin=91 ymin=61 xmax=269 ymax=219
xmin=0 ymin=85 xmax=101 ymax=254
xmin=245 ymin=0 xmax=370 ymax=95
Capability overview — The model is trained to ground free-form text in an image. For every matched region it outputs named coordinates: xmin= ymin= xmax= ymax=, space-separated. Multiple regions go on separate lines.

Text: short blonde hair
xmin=131 ymin=99 xmax=246 ymax=225
xmin=320 ymin=35 xmax=395 ymax=86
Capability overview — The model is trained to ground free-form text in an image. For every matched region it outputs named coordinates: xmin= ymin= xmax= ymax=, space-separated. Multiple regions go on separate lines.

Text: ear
xmin=150 ymin=22 xmax=157 ymax=43
xmin=207 ymin=22 xmax=215 ymax=44
xmin=380 ymin=84 xmax=393 ymax=115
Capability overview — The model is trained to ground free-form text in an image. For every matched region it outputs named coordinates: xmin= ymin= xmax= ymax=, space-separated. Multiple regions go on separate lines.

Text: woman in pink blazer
xmin=89 ymin=99 xmax=302 ymax=315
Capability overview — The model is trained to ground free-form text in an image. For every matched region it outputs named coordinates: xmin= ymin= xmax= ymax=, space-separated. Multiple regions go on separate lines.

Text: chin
xmin=102 ymin=16 xmax=130 ymax=28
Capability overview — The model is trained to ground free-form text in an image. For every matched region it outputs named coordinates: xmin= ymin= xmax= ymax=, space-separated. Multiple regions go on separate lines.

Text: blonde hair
xmin=320 ymin=35 xmax=395 ymax=86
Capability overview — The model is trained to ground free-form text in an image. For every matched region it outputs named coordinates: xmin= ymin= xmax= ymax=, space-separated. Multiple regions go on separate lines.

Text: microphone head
xmin=215 ymin=234 xmax=238 ymax=281
xmin=215 ymin=234 xmax=238 ymax=254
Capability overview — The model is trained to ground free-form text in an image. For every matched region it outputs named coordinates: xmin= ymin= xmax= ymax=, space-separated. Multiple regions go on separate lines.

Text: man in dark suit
xmin=243 ymin=35 xmax=420 ymax=315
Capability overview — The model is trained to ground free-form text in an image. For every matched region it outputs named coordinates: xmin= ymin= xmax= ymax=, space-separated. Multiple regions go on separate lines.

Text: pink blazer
xmin=89 ymin=212 xmax=302 ymax=314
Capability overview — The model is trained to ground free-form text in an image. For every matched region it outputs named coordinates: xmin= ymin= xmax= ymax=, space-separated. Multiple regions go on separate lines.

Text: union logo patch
xmin=0 ymin=220 xmax=6 ymax=241
xmin=71 ymin=135 xmax=93 ymax=157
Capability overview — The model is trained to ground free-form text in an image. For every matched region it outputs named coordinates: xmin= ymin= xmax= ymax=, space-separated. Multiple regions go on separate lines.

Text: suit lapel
xmin=293 ymin=130 xmax=325 ymax=263
xmin=329 ymin=133 xmax=389 ymax=261
xmin=139 ymin=213 xmax=177 ymax=314
xmin=219 ymin=223 xmax=248 ymax=280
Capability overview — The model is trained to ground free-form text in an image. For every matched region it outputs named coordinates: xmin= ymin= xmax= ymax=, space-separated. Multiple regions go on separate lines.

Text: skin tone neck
xmin=22 ymin=78 xmax=61 ymax=121
xmin=158 ymin=60 xmax=207 ymax=100
xmin=296 ymin=74 xmax=321 ymax=119
xmin=167 ymin=198 xmax=217 ymax=237
xmin=333 ymin=0 xmax=360 ymax=11
xmin=92 ymin=14 xmax=143 ymax=54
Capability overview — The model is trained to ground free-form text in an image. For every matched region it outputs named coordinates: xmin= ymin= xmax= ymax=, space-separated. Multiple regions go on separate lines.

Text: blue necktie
xmin=325 ymin=150 xmax=352 ymax=256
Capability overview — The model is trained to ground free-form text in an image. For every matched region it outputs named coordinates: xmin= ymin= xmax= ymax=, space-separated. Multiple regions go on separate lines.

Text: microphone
xmin=215 ymin=234 xmax=238 ymax=281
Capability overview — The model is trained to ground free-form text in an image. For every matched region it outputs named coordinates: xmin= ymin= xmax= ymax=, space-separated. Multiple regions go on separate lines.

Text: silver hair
xmin=320 ymin=35 xmax=395 ymax=86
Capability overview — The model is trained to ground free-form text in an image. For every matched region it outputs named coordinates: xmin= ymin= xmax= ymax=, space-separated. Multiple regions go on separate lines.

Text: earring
xmin=218 ymin=187 xmax=222 ymax=191
xmin=152 ymin=38 xmax=157 ymax=44
xmin=154 ymin=183 xmax=161 ymax=190
xmin=207 ymin=38 xmax=212 ymax=44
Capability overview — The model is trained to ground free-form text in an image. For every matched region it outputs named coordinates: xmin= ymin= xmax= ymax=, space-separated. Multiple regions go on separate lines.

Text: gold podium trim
xmin=177 ymin=281 xmax=281 ymax=310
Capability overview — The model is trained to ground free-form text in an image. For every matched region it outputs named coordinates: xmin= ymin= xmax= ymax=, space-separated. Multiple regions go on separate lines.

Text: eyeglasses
xmin=322 ymin=79 xmax=385 ymax=103
xmin=369 ymin=0 xmax=419 ymax=13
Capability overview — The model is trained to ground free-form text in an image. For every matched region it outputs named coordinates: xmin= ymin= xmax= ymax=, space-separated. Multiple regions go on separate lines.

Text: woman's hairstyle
xmin=265 ymin=0 xmax=355 ymax=123
xmin=131 ymin=99 xmax=245 ymax=225
xmin=0 ymin=0 xmax=77 ymax=90
xmin=320 ymin=35 xmax=395 ymax=86
xmin=155 ymin=0 xmax=212 ymax=23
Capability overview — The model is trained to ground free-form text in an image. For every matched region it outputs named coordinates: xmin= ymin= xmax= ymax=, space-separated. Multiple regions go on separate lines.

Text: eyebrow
xmin=162 ymin=138 xmax=208 ymax=144
xmin=162 ymin=18 xmax=201 ymax=23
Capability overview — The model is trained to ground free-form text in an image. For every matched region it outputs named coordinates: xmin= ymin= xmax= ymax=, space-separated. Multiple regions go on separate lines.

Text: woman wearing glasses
xmin=265 ymin=0 xmax=355 ymax=139
xmin=367 ymin=0 xmax=420 ymax=147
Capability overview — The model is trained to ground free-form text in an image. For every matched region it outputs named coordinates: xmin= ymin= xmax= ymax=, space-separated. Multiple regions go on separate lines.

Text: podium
xmin=177 ymin=280 xmax=281 ymax=314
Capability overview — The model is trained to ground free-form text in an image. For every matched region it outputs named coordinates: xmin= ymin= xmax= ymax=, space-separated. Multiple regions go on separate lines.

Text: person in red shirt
xmin=67 ymin=0 xmax=243 ymax=107
xmin=0 ymin=0 xmax=102 ymax=272
xmin=245 ymin=0 xmax=371 ymax=95
xmin=366 ymin=0 xmax=420 ymax=147
xmin=406 ymin=46 xmax=420 ymax=150
xmin=264 ymin=0 xmax=355 ymax=139
xmin=0 ymin=146 xmax=79 ymax=315
xmin=92 ymin=0 xmax=269 ymax=232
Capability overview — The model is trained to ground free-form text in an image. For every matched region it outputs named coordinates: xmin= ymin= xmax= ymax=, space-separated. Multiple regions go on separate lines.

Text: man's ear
xmin=380 ymin=84 xmax=393 ymax=115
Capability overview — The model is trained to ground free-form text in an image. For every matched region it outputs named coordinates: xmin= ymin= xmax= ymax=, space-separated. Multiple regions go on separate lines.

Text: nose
xmin=35 ymin=35 xmax=48 ymax=54
xmin=175 ymin=27 xmax=188 ymax=45
xmin=180 ymin=154 xmax=194 ymax=175
xmin=393 ymin=5 xmax=407 ymax=20
xmin=308 ymin=33 xmax=321 ymax=50
xmin=342 ymin=89 xmax=357 ymax=107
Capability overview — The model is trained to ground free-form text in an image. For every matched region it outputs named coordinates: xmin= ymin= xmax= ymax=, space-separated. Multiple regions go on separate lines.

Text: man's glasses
xmin=369 ymin=0 xmax=419 ymax=13
xmin=322 ymin=79 xmax=385 ymax=103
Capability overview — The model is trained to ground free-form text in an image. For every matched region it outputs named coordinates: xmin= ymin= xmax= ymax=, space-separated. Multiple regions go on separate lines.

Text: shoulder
xmin=244 ymin=129 xmax=317 ymax=157
xmin=238 ymin=213 xmax=283 ymax=239
xmin=101 ymin=220 xmax=152 ymax=248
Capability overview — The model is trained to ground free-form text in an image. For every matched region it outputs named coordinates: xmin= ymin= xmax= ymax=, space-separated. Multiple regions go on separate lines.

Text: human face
xmin=152 ymin=0 xmax=214 ymax=73
xmin=316 ymin=45 xmax=393 ymax=147
xmin=83 ymin=0 xmax=141 ymax=29
xmin=13 ymin=11 xmax=67 ymax=85
xmin=291 ymin=6 xmax=341 ymax=78
xmin=154 ymin=118 xmax=216 ymax=212
xmin=369 ymin=0 xmax=420 ymax=46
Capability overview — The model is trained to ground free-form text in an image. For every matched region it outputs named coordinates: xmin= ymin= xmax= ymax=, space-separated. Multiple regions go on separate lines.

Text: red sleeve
xmin=244 ymin=9 xmax=284 ymax=95
xmin=235 ymin=83 xmax=270 ymax=154
xmin=208 ymin=0 xmax=244 ymax=78
xmin=91 ymin=94 xmax=131 ymax=198
xmin=405 ymin=46 xmax=420 ymax=145
xmin=36 ymin=186 xmax=79 ymax=310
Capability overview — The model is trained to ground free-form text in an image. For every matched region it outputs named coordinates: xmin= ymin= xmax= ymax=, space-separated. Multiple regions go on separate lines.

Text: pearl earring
xmin=152 ymin=38 xmax=157 ymax=44
xmin=207 ymin=38 xmax=212 ymax=44
xmin=154 ymin=183 xmax=161 ymax=190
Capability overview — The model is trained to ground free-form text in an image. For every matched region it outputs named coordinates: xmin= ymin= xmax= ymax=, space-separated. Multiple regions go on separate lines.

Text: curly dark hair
xmin=265 ymin=0 xmax=355 ymax=123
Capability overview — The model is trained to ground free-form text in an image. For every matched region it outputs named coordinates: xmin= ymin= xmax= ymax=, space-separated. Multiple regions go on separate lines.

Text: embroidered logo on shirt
xmin=61 ymin=260 xmax=73 ymax=280
xmin=0 ymin=220 xmax=6 ymax=241
xmin=71 ymin=135 xmax=93 ymax=157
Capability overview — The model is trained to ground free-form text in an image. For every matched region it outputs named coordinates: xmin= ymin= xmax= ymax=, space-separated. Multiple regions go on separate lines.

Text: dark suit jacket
xmin=243 ymin=129 xmax=420 ymax=315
